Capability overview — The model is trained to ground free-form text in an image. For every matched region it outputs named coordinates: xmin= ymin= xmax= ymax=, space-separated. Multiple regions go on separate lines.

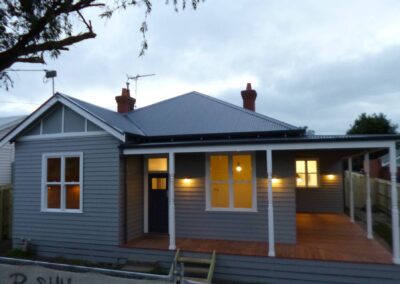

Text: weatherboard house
xmin=1 ymin=84 xmax=400 ymax=282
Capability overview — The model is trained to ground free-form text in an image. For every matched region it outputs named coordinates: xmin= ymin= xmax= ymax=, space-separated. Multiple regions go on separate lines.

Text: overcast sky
xmin=1 ymin=0 xmax=400 ymax=134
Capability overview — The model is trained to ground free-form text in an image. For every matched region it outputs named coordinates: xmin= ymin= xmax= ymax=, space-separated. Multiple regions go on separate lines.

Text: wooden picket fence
xmin=0 ymin=185 xmax=12 ymax=240
xmin=344 ymin=171 xmax=400 ymax=215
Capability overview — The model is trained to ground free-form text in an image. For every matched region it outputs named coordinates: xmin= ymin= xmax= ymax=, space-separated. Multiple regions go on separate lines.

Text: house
xmin=369 ymin=150 xmax=400 ymax=182
xmin=1 ymin=84 xmax=400 ymax=282
xmin=0 ymin=116 xmax=26 ymax=186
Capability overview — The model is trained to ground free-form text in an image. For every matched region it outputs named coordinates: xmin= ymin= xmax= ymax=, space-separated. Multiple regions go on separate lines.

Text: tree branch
xmin=15 ymin=56 xmax=46 ymax=64
xmin=21 ymin=31 xmax=97 ymax=56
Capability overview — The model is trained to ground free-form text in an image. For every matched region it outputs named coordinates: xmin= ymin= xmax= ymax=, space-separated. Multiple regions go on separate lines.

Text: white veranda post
xmin=168 ymin=152 xmax=176 ymax=250
xmin=389 ymin=144 xmax=400 ymax=264
xmin=364 ymin=153 xmax=373 ymax=239
xmin=348 ymin=157 xmax=355 ymax=223
xmin=266 ymin=148 xmax=275 ymax=257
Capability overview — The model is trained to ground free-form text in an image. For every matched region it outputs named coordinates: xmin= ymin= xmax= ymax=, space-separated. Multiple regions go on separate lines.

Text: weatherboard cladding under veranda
xmin=2 ymin=87 xmax=400 ymax=282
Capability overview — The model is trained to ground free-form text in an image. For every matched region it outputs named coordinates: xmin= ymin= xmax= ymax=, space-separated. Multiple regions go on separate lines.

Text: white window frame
xmin=295 ymin=158 xmax=320 ymax=188
xmin=41 ymin=152 xmax=83 ymax=213
xmin=205 ymin=152 xmax=257 ymax=212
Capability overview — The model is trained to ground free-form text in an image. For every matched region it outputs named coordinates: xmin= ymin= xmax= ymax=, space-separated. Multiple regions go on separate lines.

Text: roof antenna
xmin=5 ymin=68 xmax=57 ymax=96
xmin=126 ymin=73 xmax=156 ymax=100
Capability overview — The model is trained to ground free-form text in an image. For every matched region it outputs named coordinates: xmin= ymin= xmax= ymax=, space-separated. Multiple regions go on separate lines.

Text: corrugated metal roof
xmin=61 ymin=94 xmax=145 ymax=136
xmin=64 ymin=91 xmax=302 ymax=137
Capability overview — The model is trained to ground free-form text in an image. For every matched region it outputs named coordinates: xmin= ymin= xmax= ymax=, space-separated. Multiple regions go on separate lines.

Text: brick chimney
xmin=241 ymin=83 xmax=257 ymax=111
xmin=115 ymin=88 xmax=135 ymax=113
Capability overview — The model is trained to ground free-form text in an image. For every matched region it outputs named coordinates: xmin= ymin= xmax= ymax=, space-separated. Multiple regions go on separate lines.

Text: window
xmin=296 ymin=159 xmax=319 ymax=187
xmin=148 ymin=157 xmax=168 ymax=172
xmin=42 ymin=153 xmax=83 ymax=212
xmin=206 ymin=153 xmax=256 ymax=211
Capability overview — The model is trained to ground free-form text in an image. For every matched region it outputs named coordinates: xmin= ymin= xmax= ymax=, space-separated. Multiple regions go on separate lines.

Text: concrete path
xmin=0 ymin=263 xmax=170 ymax=284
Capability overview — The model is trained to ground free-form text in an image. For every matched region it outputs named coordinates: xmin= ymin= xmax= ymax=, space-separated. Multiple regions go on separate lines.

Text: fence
xmin=0 ymin=186 xmax=12 ymax=240
xmin=344 ymin=171 xmax=400 ymax=215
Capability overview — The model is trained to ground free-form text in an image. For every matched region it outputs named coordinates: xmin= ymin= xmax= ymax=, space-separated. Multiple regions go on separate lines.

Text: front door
xmin=148 ymin=173 xmax=169 ymax=233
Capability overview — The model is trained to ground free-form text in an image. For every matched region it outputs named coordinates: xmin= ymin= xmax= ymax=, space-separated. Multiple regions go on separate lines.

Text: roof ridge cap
xmin=122 ymin=114 xmax=147 ymax=135
xmin=193 ymin=92 xmax=299 ymax=130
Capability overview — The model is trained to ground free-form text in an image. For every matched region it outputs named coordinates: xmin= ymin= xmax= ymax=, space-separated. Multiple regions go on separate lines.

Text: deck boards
xmin=125 ymin=213 xmax=392 ymax=264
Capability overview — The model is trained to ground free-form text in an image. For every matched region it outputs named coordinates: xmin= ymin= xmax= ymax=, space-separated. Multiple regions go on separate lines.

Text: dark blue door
xmin=148 ymin=173 xmax=169 ymax=233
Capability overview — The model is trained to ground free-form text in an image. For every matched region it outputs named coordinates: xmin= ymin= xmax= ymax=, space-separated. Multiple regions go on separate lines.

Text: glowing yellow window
xmin=296 ymin=159 xmax=319 ymax=187
xmin=210 ymin=155 xmax=229 ymax=208
xmin=209 ymin=154 xmax=255 ymax=210
xmin=148 ymin=158 xmax=168 ymax=172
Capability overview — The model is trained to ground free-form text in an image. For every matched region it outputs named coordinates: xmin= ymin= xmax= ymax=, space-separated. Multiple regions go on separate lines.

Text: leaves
xmin=347 ymin=113 xmax=398 ymax=135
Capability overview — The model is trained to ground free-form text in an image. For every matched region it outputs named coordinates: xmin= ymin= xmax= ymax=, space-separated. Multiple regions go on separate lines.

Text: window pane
xmin=233 ymin=155 xmax=252 ymax=181
xmin=65 ymin=157 xmax=80 ymax=182
xmin=233 ymin=183 xmax=252 ymax=208
xmin=296 ymin=160 xmax=306 ymax=173
xmin=148 ymin=158 xmax=168 ymax=172
xmin=307 ymin=160 xmax=318 ymax=173
xmin=296 ymin=173 xmax=306 ymax=187
xmin=210 ymin=155 xmax=228 ymax=181
xmin=308 ymin=173 xmax=318 ymax=187
xmin=47 ymin=158 xmax=61 ymax=182
xmin=47 ymin=185 xmax=61 ymax=208
xmin=66 ymin=185 xmax=80 ymax=209
xmin=151 ymin=178 xmax=167 ymax=190
xmin=211 ymin=183 xmax=229 ymax=208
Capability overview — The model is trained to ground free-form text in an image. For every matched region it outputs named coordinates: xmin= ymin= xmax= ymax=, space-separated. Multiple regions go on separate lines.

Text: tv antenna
xmin=126 ymin=73 xmax=156 ymax=98
xmin=5 ymin=68 xmax=57 ymax=95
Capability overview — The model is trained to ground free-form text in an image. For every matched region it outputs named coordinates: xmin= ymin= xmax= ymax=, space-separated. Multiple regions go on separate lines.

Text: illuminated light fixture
xmin=183 ymin=178 xmax=191 ymax=185
xmin=235 ymin=162 xmax=242 ymax=172
xmin=272 ymin=176 xmax=279 ymax=184
xmin=327 ymin=174 xmax=335 ymax=180
xmin=296 ymin=174 xmax=302 ymax=183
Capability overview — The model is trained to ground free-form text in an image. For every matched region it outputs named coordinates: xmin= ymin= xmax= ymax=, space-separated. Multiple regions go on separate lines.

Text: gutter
xmin=122 ymin=134 xmax=400 ymax=149
xmin=0 ymin=257 xmax=171 ymax=281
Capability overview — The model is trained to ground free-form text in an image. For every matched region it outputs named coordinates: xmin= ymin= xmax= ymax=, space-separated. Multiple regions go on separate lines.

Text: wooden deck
xmin=126 ymin=213 xmax=392 ymax=264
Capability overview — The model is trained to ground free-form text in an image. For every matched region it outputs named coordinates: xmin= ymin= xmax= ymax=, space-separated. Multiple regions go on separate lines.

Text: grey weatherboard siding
xmin=174 ymin=152 xmax=296 ymax=243
xmin=295 ymin=151 xmax=344 ymax=213
xmin=13 ymin=135 xmax=122 ymax=248
xmin=126 ymin=156 xmax=143 ymax=242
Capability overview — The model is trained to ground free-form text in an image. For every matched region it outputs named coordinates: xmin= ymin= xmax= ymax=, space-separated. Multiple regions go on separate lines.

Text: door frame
xmin=143 ymin=155 xmax=168 ymax=233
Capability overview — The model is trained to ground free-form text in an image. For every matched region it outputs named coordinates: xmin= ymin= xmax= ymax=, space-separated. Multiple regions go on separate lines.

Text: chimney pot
xmin=241 ymin=83 xmax=257 ymax=111
xmin=115 ymin=88 xmax=136 ymax=113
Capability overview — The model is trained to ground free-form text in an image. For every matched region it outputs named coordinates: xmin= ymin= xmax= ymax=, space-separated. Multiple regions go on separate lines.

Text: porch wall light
xmin=326 ymin=174 xmax=335 ymax=180
xmin=235 ymin=162 xmax=242 ymax=172
xmin=183 ymin=178 xmax=192 ymax=185
xmin=271 ymin=177 xmax=280 ymax=184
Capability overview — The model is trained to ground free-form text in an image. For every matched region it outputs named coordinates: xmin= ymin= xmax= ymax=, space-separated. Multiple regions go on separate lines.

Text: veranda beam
xmin=364 ymin=153 xmax=373 ymax=239
xmin=168 ymin=152 xmax=176 ymax=250
xmin=348 ymin=158 xmax=355 ymax=223
xmin=266 ymin=148 xmax=275 ymax=257
xmin=389 ymin=143 xmax=400 ymax=264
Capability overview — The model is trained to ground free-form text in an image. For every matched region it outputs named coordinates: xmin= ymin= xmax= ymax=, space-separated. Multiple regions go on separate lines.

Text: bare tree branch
xmin=15 ymin=56 xmax=46 ymax=64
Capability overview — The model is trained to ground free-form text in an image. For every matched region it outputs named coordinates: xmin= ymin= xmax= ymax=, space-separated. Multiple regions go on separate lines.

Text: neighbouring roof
xmin=0 ymin=115 xmax=26 ymax=139
xmin=380 ymin=149 xmax=400 ymax=167
xmin=65 ymin=91 xmax=304 ymax=138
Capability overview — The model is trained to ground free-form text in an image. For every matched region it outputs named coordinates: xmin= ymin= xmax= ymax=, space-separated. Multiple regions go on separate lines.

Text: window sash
xmin=207 ymin=153 xmax=256 ymax=212
xmin=296 ymin=159 xmax=319 ymax=188
xmin=42 ymin=153 xmax=83 ymax=213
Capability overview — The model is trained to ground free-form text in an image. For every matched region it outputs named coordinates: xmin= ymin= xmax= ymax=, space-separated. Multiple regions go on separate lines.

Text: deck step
xmin=170 ymin=250 xmax=216 ymax=284
xmin=184 ymin=266 xmax=210 ymax=275
xmin=177 ymin=256 xmax=211 ymax=265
